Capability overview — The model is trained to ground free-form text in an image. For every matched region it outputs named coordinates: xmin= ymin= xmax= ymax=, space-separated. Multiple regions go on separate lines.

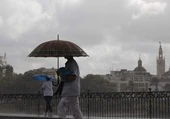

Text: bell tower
xmin=157 ymin=42 xmax=165 ymax=76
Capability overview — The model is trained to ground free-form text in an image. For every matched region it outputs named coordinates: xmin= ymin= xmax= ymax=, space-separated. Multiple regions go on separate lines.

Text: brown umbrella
xmin=28 ymin=35 xmax=88 ymax=65
xmin=28 ymin=36 xmax=88 ymax=85
xmin=28 ymin=40 xmax=88 ymax=57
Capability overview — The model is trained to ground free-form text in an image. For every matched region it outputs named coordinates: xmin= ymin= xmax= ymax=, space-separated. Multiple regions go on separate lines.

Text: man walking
xmin=57 ymin=56 xmax=83 ymax=119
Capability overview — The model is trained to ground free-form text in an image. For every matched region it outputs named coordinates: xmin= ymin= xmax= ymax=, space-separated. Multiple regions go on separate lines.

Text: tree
xmin=163 ymin=83 xmax=170 ymax=91
xmin=81 ymin=74 xmax=117 ymax=92
xmin=0 ymin=66 xmax=3 ymax=80
xmin=5 ymin=65 xmax=13 ymax=80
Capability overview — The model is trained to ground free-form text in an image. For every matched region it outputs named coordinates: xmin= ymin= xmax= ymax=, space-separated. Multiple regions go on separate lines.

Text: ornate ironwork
xmin=0 ymin=91 xmax=170 ymax=118
xmin=81 ymin=91 xmax=170 ymax=98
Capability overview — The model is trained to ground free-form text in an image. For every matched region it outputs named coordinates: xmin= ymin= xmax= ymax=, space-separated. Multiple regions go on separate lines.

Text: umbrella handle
xmin=52 ymin=78 xmax=60 ymax=86
xmin=56 ymin=53 xmax=60 ymax=86
xmin=53 ymin=70 xmax=60 ymax=86
xmin=56 ymin=75 xmax=60 ymax=86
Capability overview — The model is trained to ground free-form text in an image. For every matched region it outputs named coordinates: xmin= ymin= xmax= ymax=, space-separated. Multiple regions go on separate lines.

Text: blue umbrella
xmin=33 ymin=74 xmax=55 ymax=81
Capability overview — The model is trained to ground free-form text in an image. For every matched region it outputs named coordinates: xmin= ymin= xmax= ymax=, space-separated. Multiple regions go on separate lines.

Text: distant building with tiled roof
xmin=104 ymin=58 xmax=151 ymax=92
xmin=134 ymin=58 xmax=146 ymax=74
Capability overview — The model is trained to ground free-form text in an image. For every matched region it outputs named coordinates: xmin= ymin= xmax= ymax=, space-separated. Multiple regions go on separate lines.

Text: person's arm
xmin=53 ymin=81 xmax=64 ymax=96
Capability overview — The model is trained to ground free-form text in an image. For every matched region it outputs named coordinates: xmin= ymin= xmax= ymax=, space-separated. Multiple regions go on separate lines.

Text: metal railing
xmin=0 ymin=89 xmax=170 ymax=119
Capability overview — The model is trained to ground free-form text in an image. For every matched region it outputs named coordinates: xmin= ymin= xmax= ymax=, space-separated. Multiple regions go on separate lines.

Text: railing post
xmin=87 ymin=90 xmax=90 ymax=119
xmin=37 ymin=90 xmax=40 ymax=117
xmin=149 ymin=88 xmax=152 ymax=119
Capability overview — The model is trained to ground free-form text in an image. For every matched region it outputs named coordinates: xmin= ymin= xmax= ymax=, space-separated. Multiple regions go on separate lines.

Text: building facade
xmin=104 ymin=42 xmax=170 ymax=92
xmin=104 ymin=58 xmax=151 ymax=92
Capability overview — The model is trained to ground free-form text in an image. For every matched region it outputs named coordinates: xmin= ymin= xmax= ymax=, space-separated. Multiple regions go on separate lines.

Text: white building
xmin=104 ymin=58 xmax=151 ymax=92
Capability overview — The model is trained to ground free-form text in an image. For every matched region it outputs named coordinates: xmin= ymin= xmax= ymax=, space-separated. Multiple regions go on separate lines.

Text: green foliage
xmin=81 ymin=74 xmax=117 ymax=92
xmin=0 ymin=64 xmax=118 ymax=93
xmin=0 ymin=68 xmax=48 ymax=94
xmin=163 ymin=84 xmax=170 ymax=91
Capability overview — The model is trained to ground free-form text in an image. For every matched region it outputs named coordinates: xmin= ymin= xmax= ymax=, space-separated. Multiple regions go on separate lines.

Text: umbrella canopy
xmin=33 ymin=74 xmax=55 ymax=81
xmin=28 ymin=40 xmax=88 ymax=57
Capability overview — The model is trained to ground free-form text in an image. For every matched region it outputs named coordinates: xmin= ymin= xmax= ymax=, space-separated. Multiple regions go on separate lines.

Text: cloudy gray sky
xmin=0 ymin=0 xmax=170 ymax=77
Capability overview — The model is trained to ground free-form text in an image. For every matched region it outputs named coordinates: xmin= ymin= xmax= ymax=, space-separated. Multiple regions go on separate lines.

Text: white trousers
xmin=57 ymin=96 xmax=83 ymax=119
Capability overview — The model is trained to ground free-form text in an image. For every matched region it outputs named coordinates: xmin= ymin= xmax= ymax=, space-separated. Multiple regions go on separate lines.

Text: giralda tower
xmin=157 ymin=42 xmax=165 ymax=76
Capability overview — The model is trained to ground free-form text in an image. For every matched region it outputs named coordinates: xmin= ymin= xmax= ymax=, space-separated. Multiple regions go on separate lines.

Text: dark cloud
xmin=0 ymin=0 xmax=170 ymax=76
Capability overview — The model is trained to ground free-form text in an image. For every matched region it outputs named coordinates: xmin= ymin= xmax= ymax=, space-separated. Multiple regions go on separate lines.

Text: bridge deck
xmin=0 ymin=114 xmax=74 ymax=119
